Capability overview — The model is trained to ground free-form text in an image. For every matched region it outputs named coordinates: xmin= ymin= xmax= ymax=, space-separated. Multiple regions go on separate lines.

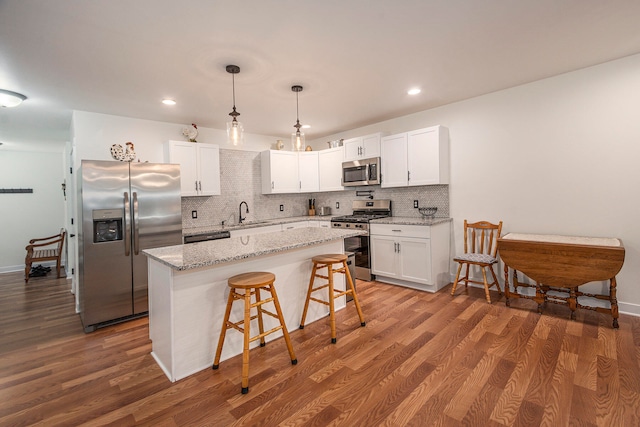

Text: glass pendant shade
xmin=291 ymin=131 xmax=306 ymax=151
xmin=226 ymin=65 xmax=243 ymax=147
xmin=291 ymin=85 xmax=305 ymax=151
xmin=227 ymin=119 xmax=244 ymax=147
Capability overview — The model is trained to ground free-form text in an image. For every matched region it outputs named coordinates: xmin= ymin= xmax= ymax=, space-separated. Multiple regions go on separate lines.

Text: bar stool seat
xmin=299 ymin=254 xmax=365 ymax=343
xmin=212 ymin=271 xmax=297 ymax=394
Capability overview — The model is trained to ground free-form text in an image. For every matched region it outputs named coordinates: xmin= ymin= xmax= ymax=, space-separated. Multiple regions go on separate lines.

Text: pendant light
xmin=226 ymin=65 xmax=244 ymax=147
xmin=291 ymin=85 xmax=306 ymax=151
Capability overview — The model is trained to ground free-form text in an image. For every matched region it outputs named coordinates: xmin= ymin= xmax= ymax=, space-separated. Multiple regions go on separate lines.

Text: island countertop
xmin=144 ymin=227 xmax=366 ymax=271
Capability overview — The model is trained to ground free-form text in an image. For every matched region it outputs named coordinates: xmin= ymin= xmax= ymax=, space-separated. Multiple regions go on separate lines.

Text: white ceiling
xmin=2 ymin=0 xmax=640 ymax=146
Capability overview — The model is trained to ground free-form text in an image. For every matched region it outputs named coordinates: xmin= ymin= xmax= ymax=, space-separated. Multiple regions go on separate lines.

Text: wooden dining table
xmin=497 ymin=233 xmax=625 ymax=328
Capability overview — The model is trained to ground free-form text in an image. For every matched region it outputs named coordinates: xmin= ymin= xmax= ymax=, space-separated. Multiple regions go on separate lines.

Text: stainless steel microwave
xmin=342 ymin=157 xmax=380 ymax=186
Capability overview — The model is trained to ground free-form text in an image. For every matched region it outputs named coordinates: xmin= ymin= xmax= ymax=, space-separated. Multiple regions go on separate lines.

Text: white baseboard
xmin=0 ymin=261 xmax=66 ymax=276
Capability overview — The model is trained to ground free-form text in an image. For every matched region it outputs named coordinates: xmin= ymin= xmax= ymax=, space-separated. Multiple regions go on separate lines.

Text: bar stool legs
xmin=212 ymin=272 xmax=297 ymax=394
xmin=299 ymin=254 xmax=365 ymax=344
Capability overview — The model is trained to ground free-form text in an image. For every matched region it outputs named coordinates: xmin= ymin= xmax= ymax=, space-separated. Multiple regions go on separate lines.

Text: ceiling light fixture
xmin=226 ymin=65 xmax=244 ymax=147
xmin=162 ymin=99 xmax=176 ymax=105
xmin=408 ymin=88 xmax=421 ymax=95
xmin=291 ymin=85 xmax=306 ymax=152
xmin=0 ymin=89 xmax=27 ymax=107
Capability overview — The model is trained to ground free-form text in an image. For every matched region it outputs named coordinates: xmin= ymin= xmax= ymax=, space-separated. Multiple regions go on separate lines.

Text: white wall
xmin=314 ymin=53 xmax=640 ymax=315
xmin=0 ymin=147 xmax=66 ymax=272
xmin=71 ymin=111 xmax=279 ymax=162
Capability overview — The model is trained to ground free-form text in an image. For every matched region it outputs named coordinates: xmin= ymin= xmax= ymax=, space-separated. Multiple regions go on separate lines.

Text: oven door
xmin=344 ymin=234 xmax=371 ymax=281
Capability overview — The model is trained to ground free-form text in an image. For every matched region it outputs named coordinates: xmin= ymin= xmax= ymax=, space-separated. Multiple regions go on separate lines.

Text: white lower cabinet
xmin=370 ymin=222 xmax=450 ymax=292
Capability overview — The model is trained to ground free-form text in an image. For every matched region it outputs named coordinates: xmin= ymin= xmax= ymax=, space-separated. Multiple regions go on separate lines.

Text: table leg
xmin=504 ymin=264 xmax=511 ymax=307
xmin=610 ymin=276 xmax=619 ymax=329
xmin=569 ymin=288 xmax=577 ymax=320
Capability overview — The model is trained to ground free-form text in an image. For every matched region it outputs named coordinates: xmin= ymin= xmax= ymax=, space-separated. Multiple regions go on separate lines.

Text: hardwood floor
xmin=1 ymin=270 xmax=639 ymax=426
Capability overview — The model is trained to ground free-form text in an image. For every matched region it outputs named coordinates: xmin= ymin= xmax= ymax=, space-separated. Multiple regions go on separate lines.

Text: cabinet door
xmin=262 ymin=151 xmax=299 ymax=193
xmin=168 ymin=141 xmax=199 ymax=196
xmin=370 ymin=235 xmax=398 ymax=278
xmin=362 ymin=133 xmax=381 ymax=158
xmin=343 ymin=137 xmax=362 ymax=161
xmin=398 ymin=237 xmax=432 ymax=284
xmin=408 ymin=127 xmax=442 ymax=186
xmin=298 ymin=152 xmax=319 ymax=192
xmin=197 ymin=144 xmax=221 ymax=195
xmin=380 ymin=133 xmax=408 ymax=188
xmin=318 ymin=147 xmax=344 ymax=191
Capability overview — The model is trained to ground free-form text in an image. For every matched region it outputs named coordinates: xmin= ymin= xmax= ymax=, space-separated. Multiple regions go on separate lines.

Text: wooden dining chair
xmin=451 ymin=220 xmax=503 ymax=303
xmin=24 ymin=228 xmax=66 ymax=283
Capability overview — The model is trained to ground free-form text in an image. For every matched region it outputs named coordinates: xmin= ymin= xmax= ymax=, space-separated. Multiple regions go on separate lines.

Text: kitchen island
xmin=143 ymin=227 xmax=366 ymax=382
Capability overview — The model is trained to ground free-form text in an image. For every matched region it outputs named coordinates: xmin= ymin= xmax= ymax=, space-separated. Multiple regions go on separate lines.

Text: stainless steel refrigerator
xmin=78 ymin=160 xmax=182 ymax=332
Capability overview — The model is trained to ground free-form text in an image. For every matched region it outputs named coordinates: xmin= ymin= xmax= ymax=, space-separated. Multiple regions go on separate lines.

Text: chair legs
xmin=213 ymin=279 xmax=297 ymax=394
xmin=300 ymin=258 xmax=365 ymax=344
xmin=451 ymin=262 xmax=501 ymax=304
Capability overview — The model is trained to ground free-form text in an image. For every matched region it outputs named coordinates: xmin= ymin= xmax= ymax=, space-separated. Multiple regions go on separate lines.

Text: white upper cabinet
xmin=343 ymin=132 xmax=382 ymax=161
xmin=297 ymin=151 xmax=319 ymax=192
xmin=407 ymin=126 xmax=449 ymax=186
xmin=380 ymin=133 xmax=408 ymax=188
xmin=261 ymin=150 xmax=299 ymax=194
xmin=381 ymin=125 xmax=449 ymax=188
xmin=166 ymin=141 xmax=220 ymax=196
xmin=318 ymin=147 xmax=344 ymax=192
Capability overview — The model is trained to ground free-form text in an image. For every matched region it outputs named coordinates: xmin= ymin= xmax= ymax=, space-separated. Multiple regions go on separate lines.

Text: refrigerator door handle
xmin=133 ymin=191 xmax=140 ymax=255
xmin=124 ymin=191 xmax=131 ymax=256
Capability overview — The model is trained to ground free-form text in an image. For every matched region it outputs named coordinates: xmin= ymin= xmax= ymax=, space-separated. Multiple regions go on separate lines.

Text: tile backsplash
xmin=181 ymin=149 xmax=449 ymax=230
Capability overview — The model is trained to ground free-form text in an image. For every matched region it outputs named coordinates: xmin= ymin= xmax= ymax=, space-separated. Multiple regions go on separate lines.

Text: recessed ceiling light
xmin=407 ymin=88 xmax=421 ymax=95
xmin=162 ymin=99 xmax=176 ymax=105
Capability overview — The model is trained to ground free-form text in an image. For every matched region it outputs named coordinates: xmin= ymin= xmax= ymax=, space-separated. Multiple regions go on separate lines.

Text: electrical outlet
xmin=191 ymin=210 xmax=197 ymax=219
xmin=279 ymin=204 xmax=284 ymax=212
xmin=336 ymin=202 xmax=340 ymax=209
xmin=413 ymin=200 xmax=419 ymax=208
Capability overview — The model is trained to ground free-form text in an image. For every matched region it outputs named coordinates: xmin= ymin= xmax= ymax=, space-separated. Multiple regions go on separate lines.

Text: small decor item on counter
xmin=308 ymin=198 xmax=316 ymax=216
xmin=182 ymin=123 xmax=198 ymax=142
xmin=110 ymin=142 xmax=136 ymax=162
xmin=418 ymin=207 xmax=437 ymax=218
xmin=276 ymin=140 xmax=285 ymax=150
xmin=305 ymin=145 xmax=312 ymax=151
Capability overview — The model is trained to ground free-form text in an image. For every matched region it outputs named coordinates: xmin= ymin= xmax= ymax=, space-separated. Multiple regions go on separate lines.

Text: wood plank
xmin=0 ymin=272 xmax=638 ymax=425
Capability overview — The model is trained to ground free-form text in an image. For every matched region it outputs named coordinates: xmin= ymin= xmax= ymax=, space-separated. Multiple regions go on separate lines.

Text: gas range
xmin=331 ymin=199 xmax=391 ymax=281
xmin=331 ymin=199 xmax=392 ymax=230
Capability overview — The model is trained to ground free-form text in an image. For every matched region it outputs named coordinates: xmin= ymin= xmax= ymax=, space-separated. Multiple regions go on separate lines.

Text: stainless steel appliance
xmin=78 ymin=160 xmax=182 ymax=332
xmin=331 ymin=199 xmax=392 ymax=280
xmin=341 ymin=157 xmax=380 ymax=186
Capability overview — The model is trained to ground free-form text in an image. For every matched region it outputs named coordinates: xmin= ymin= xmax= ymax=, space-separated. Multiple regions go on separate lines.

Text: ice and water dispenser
xmin=92 ymin=209 xmax=123 ymax=243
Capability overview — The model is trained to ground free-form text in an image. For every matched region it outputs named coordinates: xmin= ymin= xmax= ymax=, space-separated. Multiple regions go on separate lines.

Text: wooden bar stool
xmin=299 ymin=254 xmax=365 ymax=344
xmin=212 ymin=272 xmax=297 ymax=394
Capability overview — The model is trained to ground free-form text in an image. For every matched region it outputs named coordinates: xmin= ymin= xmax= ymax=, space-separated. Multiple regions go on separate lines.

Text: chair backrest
xmin=57 ymin=228 xmax=66 ymax=253
xmin=463 ymin=220 xmax=503 ymax=257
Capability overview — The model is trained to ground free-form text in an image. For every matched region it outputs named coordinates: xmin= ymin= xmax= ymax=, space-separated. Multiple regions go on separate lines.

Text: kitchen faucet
xmin=239 ymin=201 xmax=249 ymax=224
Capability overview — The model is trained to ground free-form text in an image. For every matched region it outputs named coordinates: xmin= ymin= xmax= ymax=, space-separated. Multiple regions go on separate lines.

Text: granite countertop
xmin=144 ymin=227 xmax=366 ymax=271
xmin=370 ymin=217 xmax=452 ymax=226
xmin=183 ymin=215 xmax=336 ymax=237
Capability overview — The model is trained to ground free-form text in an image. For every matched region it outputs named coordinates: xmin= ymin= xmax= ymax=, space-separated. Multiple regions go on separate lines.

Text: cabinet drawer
xmin=370 ymin=224 xmax=430 ymax=239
